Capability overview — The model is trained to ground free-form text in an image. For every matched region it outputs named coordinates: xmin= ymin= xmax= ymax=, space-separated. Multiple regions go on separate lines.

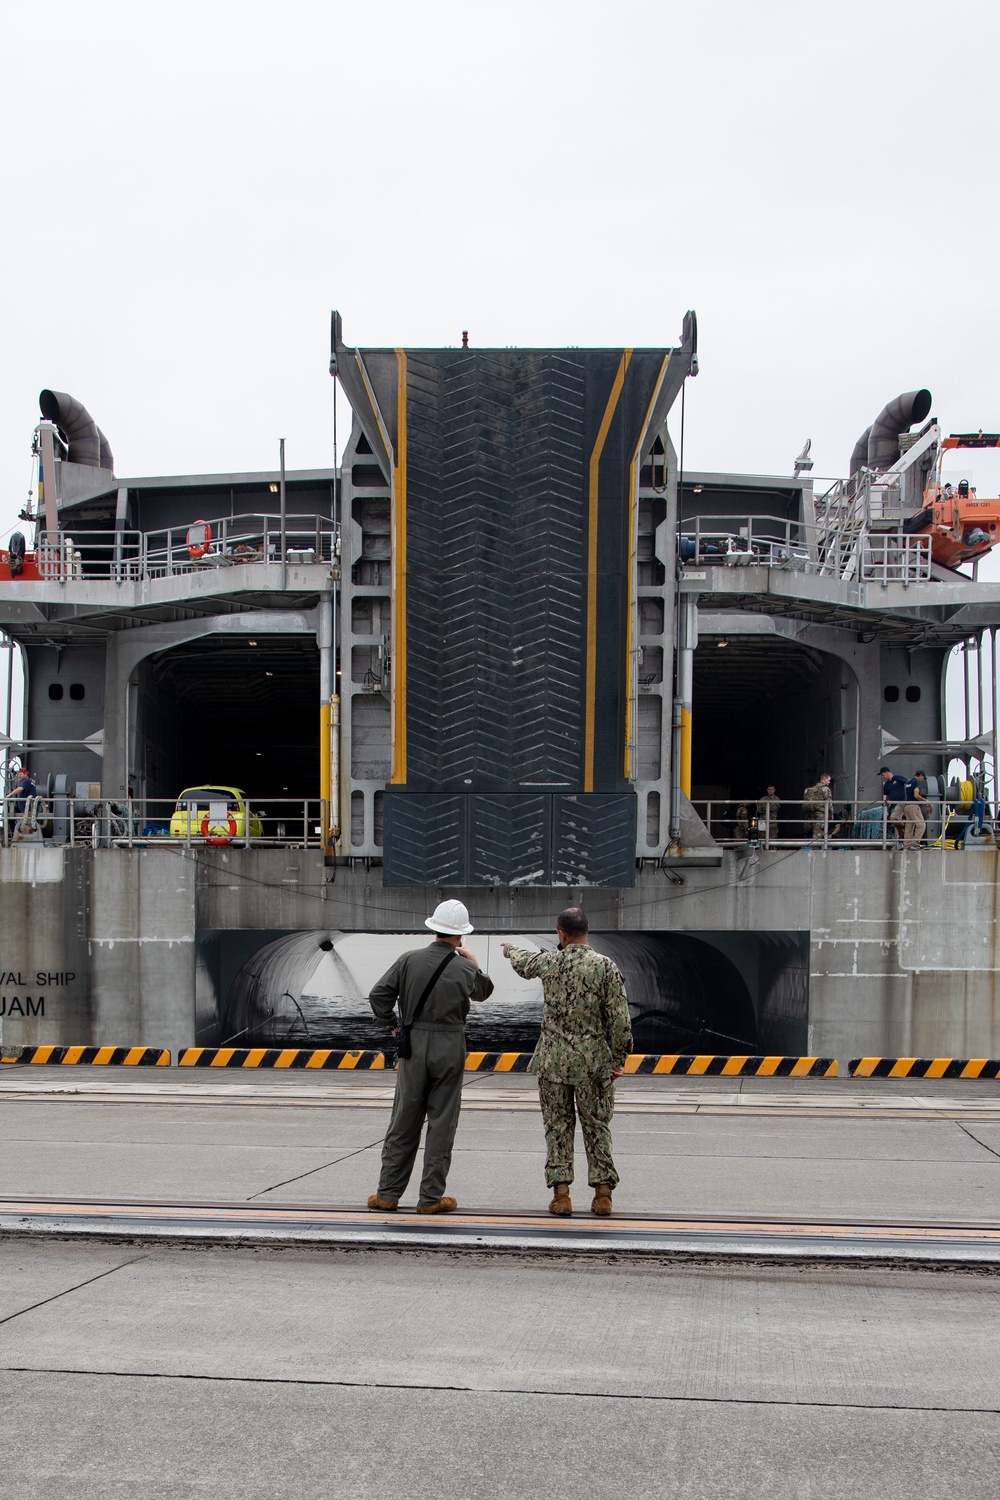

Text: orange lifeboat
xmin=904 ymin=433 xmax=1000 ymax=568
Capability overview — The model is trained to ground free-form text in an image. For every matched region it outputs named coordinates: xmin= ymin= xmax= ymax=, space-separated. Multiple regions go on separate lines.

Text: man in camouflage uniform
xmin=802 ymin=772 xmax=832 ymax=840
xmin=502 ymin=907 xmax=632 ymax=1218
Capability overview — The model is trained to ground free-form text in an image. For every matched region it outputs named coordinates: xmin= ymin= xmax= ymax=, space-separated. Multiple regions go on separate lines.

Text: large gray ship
xmin=1 ymin=311 xmax=998 ymax=1063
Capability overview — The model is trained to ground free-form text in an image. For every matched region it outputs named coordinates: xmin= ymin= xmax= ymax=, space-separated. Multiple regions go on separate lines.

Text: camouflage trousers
xmin=538 ymin=1075 xmax=618 ymax=1189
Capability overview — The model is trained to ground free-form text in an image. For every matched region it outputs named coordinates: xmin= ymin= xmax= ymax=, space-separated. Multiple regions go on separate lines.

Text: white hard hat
xmin=425 ymin=898 xmax=474 ymax=935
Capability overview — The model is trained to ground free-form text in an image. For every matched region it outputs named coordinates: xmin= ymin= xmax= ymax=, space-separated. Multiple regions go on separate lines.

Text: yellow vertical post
xmin=680 ymin=707 xmax=693 ymax=798
xmin=320 ymin=700 xmax=332 ymax=850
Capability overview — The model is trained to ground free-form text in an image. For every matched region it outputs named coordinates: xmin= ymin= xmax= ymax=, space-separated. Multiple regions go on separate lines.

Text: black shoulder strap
xmin=409 ymin=948 xmax=457 ymax=1025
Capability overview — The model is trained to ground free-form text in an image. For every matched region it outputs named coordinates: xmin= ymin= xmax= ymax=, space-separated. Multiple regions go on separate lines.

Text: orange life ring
xmin=187 ymin=521 xmax=212 ymax=560
xmin=201 ymin=812 xmax=237 ymax=845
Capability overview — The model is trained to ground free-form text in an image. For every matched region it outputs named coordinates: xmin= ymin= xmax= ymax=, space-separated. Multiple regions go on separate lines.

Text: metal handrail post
xmin=279 ymin=438 xmax=287 ymax=586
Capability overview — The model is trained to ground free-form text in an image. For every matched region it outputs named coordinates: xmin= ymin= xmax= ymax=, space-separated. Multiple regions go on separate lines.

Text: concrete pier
xmin=2 ymin=845 xmax=999 ymax=1058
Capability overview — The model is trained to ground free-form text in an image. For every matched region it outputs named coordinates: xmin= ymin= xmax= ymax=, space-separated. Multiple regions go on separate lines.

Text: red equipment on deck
xmin=905 ymin=433 xmax=1000 ymax=568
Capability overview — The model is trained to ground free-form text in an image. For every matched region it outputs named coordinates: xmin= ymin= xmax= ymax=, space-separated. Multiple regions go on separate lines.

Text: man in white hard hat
xmin=367 ymin=898 xmax=494 ymax=1213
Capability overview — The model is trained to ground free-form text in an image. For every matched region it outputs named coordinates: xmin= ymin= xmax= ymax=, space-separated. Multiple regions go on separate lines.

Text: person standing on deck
xmin=502 ymin=908 xmax=632 ymax=1218
xmin=367 ymin=899 xmax=493 ymax=1214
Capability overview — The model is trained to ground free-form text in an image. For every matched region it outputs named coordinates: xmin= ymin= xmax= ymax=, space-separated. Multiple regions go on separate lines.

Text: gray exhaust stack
xmin=849 ymin=426 xmax=872 ymax=477
xmin=850 ymin=390 xmax=932 ymax=475
xmin=38 ymin=390 xmax=114 ymax=471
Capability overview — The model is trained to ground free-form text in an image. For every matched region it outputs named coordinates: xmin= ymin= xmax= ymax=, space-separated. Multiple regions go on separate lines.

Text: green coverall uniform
xmin=506 ymin=945 xmax=632 ymax=1189
xmin=369 ymin=941 xmax=494 ymax=1207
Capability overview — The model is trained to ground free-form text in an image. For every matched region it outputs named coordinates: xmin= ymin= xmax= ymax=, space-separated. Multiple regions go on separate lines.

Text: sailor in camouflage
xmin=502 ymin=907 xmax=632 ymax=1218
xmin=802 ymin=771 xmax=833 ymax=838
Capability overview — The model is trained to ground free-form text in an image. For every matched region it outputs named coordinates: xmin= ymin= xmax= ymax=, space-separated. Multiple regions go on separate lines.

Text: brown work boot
xmin=416 ymin=1196 xmax=458 ymax=1214
xmin=549 ymin=1183 xmax=572 ymax=1216
xmin=591 ymin=1184 xmax=614 ymax=1216
xmin=367 ymin=1193 xmax=398 ymax=1211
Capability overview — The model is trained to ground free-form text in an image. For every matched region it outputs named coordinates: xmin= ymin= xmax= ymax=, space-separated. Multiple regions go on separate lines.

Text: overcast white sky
xmin=3 ymin=0 xmax=1000 ymax=509
xmin=2 ymin=0 xmax=1000 ymax=746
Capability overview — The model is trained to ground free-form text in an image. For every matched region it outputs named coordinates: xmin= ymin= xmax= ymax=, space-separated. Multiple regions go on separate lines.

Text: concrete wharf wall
xmin=0 ymin=846 xmax=997 ymax=1061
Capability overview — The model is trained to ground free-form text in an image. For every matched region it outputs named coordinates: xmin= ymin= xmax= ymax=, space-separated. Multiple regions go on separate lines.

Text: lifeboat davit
xmin=904 ymin=433 xmax=1000 ymax=568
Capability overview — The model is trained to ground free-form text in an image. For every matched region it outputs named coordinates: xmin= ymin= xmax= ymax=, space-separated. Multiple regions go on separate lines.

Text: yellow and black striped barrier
xmin=177 ymin=1047 xmax=387 ymax=1069
xmin=463 ymin=1053 xmax=838 ymax=1076
xmin=465 ymin=1052 xmax=534 ymax=1072
xmin=623 ymin=1055 xmax=838 ymax=1077
xmin=0 ymin=1045 xmax=170 ymax=1066
xmin=850 ymin=1057 xmax=1000 ymax=1079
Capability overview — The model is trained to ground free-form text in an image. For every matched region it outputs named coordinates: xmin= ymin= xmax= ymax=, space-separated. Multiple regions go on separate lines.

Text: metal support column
xmin=37 ymin=421 xmax=59 ymax=546
xmin=2 ymin=630 xmax=13 ymax=800
xmin=678 ymin=595 xmax=697 ymax=798
xmin=279 ymin=437 xmax=287 ymax=589
xmin=318 ymin=592 xmax=340 ymax=854
xmin=993 ymin=628 xmax=999 ymax=817
xmin=669 ymin=595 xmax=697 ymax=846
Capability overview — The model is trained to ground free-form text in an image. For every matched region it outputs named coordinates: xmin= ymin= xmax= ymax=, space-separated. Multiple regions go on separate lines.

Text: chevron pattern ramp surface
xmin=469 ymin=794 xmax=549 ymax=886
xmin=552 ymin=794 xmax=637 ymax=887
xmin=404 ymin=352 xmax=588 ymax=790
xmin=382 ymin=792 xmax=465 ymax=886
xmin=512 ymin=354 xmax=587 ymax=785
xmin=406 ymin=352 xmax=517 ymax=788
xmin=382 ymin=791 xmax=636 ymax=886
xmin=373 ymin=346 xmax=667 ymax=886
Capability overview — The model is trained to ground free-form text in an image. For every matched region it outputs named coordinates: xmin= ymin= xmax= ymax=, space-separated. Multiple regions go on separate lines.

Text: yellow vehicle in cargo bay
xmin=169 ymin=786 xmax=264 ymax=843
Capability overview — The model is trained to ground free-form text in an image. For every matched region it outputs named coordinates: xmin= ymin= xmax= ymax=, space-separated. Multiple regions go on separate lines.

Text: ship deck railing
xmin=25 ymin=513 xmax=339 ymax=585
xmin=691 ymin=799 xmax=995 ymax=852
xmin=1 ymin=796 xmax=333 ymax=850
xmin=680 ymin=514 xmax=932 ymax=586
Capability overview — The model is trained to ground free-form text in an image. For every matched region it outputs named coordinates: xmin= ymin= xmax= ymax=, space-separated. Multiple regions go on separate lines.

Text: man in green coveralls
xmin=368 ymin=899 xmax=494 ymax=1214
xmin=503 ymin=908 xmax=632 ymax=1218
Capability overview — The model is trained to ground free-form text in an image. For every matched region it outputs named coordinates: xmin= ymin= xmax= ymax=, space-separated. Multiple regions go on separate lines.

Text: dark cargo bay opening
xmin=136 ymin=635 xmax=320 ymax=807
xmin=196 ymin=929 xmax=809 ymax=1055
